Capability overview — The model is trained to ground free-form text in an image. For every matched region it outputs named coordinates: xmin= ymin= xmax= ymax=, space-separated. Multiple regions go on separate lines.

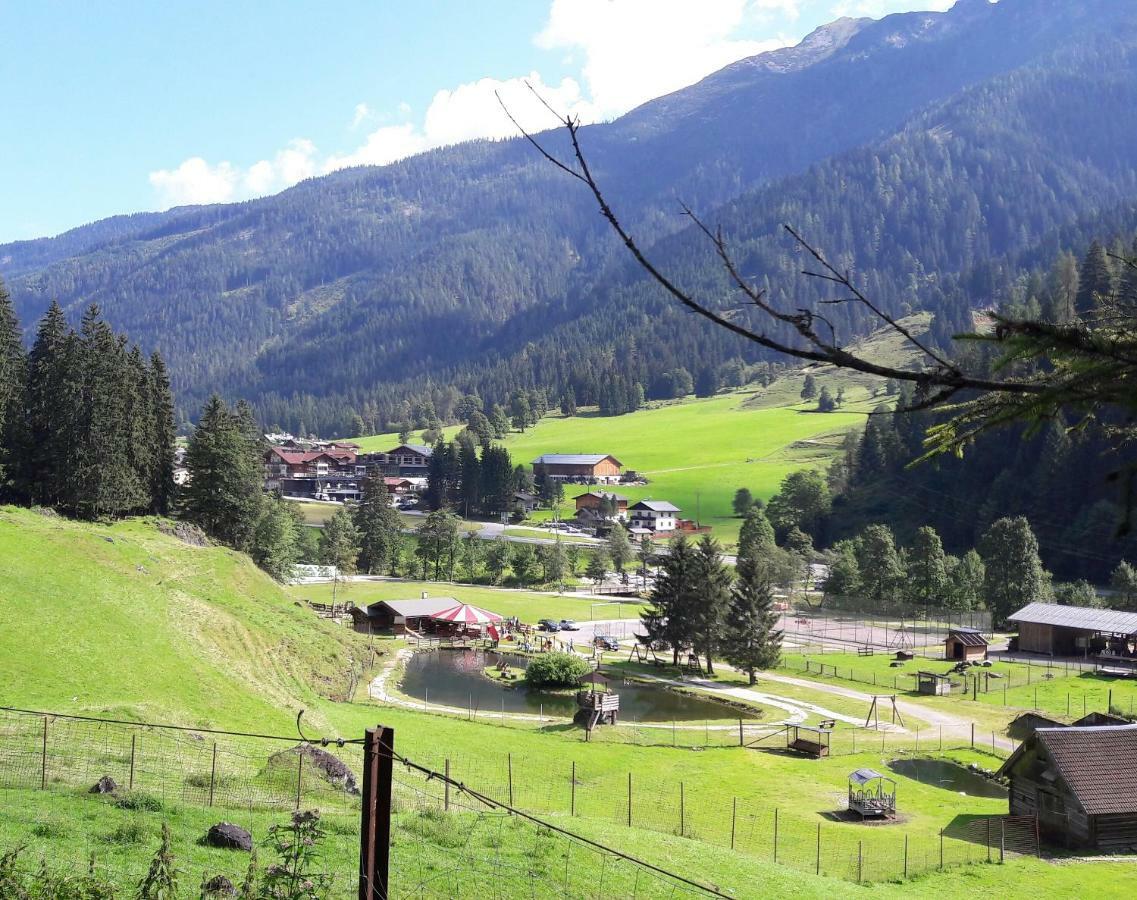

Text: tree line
xmin=0 ymin=290 xmax=175 ymax=519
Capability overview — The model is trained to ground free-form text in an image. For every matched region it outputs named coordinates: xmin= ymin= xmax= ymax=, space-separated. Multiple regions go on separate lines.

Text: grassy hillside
xmin=0 ymin=507 xmax=368 ymax=731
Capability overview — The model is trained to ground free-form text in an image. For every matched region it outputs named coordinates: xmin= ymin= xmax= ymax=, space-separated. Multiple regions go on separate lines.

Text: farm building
xmin=629 ymin=500 xmax=680 ymax=533
xmin=998 ymin=724 xmax=1137 ymax=849
xmin=513 ymin=491 xmax=539 ymax=513
xmin=1008 ymin=602 xmax=1137 ymax=658
xmin=532 ymin=454 xmax=623 ymax=484
xmin=349 ymin=596 xmax=458 ymax=635
xmin=574 ymin=491 xmax=628 ymax=522
xmin=944 ymin=627 xmax=988 ymax=661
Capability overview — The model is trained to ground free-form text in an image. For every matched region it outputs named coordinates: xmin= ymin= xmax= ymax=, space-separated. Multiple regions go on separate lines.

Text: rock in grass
xmin=90 ymin=775 xmax=118 ymax=794
xmin=204 ymin=823 xmax=252 ymax=851
xmin=202 ymin=874 xmax=236 ymax=896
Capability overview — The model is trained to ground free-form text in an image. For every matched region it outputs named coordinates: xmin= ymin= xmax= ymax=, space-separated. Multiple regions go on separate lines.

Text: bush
xmin=115 ymin=792 xmax=163 ymax=812
xmin=523 ymin=653 xmax=590 ymax=688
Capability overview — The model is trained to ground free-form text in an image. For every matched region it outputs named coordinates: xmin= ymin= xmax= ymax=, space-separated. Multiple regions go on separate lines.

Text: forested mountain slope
xmin=3 ymin=0 xmax=1136 ymax=435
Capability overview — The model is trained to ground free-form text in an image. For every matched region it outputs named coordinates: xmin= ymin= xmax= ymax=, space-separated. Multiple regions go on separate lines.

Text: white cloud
xmin=536 ymin=0 xmax=793 ymax=117
xmin=148 ymin=1 xmax=805 ymax=209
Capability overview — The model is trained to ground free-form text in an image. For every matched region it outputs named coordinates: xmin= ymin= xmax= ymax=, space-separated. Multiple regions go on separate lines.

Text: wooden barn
xmin=998 ymin=724 xmax=1137 ymax=850
xmin=1008 ymin=603 xmax=1137 ymax=658
xmin=349 ymin=596 xmax=458 ymax=635
xmin=944 ymin=627 xmax=988 ymax=661
xmin=532 ymin=454 xmax=623 ymax=484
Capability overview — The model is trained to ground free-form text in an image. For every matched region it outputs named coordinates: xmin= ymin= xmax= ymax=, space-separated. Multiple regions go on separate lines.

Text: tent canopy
xmin=431 ymin=603 xmax=503 ymax=625
xmin=849 ymin=768 xmax=893 ymax=785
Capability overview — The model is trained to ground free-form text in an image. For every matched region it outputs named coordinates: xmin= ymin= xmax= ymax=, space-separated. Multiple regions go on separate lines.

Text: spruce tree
xmin=721 ymin=550 xmax=782 ymax=684
xmin=25 ymin=302 xmax=74 ymax=507
xmin=184 ymin=394 xmax=263 ymax=549
xmin=148 ymin=352 xmax=177 ymax=515
xmin=252 ymin=495 xmax=302 ymax=581
xmin=642 ymin=535 xmax=698 ymax=665
xmin=354 ymin=477 xmax=402 ymax=574
xmin=1075 ymin=240 xmax=1114 ymax=316
xmin=607 ymin=522 xmax=633 ymax=574
xmin=691 ymin=536 xmax=731 ymax=674
xmin=0 ymin=279 xmax=26 ymax=499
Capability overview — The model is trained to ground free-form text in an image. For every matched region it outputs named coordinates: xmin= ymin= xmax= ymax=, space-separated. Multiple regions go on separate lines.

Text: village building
xmin=531 ymin=453 xmax=623 ymax=484
xmin=629 ymin=499 xmax=680 ymax=533
xmin=1008 ymin=602 xmax=1137 ymax=660
xmin=574 ymin=491 xmax=628 ymax=522
xmin=944 ymin=627 xmax=989 ymax=661
xmin=363 ymin=444 xmax=434 ymax=476
xmin=513 ymin=491 xmax=539 ymax=513
xmin=999 ymin=724 xmax=1137 ymax=849
xmin=349 ymin=596 xmax=459 ymax=635
xmin=264 ymin=446 xmax=363 ymax=496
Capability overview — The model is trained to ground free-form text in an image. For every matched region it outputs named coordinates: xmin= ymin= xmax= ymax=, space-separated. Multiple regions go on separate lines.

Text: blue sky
xmin=0 ymin=0 xmax=955 ymax=243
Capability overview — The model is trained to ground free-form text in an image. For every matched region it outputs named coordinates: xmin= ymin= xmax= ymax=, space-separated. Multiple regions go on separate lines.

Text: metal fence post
xmin=571 ymin=761 xmax=576 ymax=816
xmin=209 ymin=743 xmax=217 ymax=807
xmin=444 ymin=758 xmax=450 ymax=812
xmin=508 ymin=753 xmax=514 ymax=808
xmin=1000 ymin=819 xmax=1005 ymax=863
xmin=939 ymin=828 xmax=944 ymax=869
xmin=731 ymin=797 xmax=737 ymax=850
xmin=816 ymin=822 xmax=821 ymax=875
xmin=295 ymin=749 xmax=304 ymax=810
xmin=359 ymin=725 xmax=394 ymax=900
xmin=773 ymin=808 xmax=779 ymax=863
xmin=679 ymin=782 xmax=685 ymax=837
xmin=904 ymin=833 xmax=908 ymax=879
xmin=627 ymin=772 xmax=632 ymax=827
xmin=857 ymin=840 xmax=862 ymax=883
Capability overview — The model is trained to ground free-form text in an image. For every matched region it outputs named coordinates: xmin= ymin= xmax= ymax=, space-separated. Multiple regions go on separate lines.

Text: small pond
xmin=400 ymin=650 xmax=761 ymax=722
xmin=888 ymin=759 xmax=1007 ymax=799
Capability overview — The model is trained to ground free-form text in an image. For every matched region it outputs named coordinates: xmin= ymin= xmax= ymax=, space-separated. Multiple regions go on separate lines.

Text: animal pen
xmin=848 ymin=769 xmax=897 ymax=819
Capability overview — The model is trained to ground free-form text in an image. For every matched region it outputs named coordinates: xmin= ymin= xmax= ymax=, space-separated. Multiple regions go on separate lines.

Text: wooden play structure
xmin=628 ymin=641 xmax=663 ymax=666
xmin=577 ymin=671 xmax=620 ymax=732
xmin=682 ymin=652 xmax=704 ymax=676
xmin=848 ymin=768 xmax=897 ymax=819
xmin=864 ymin=695 xmax=905 ymax=730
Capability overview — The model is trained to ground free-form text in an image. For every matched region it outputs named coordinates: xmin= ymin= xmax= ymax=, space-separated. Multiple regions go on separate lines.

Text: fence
xmin=0 ymin=707 xmax=734 ymax=898
xmin=796 ymin=657 xmax=1137 ymax=722
xmin=782 ymin=606 xmax=993 ymax=655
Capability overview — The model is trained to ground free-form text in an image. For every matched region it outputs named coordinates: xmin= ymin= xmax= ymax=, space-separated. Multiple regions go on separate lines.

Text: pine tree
xmin=691 ymin=535 xmax=731 ymax=674
xmin=642 ymin=535 xmax=698 ymax=665
xmin=184 ymin=394 xmax=264 ymax=549
xmin=0 ymin=279 xmax=26 ymax=498
xmin=732 ymin=488 xmax=754 ymax=517
xmin=24 ymin=302 xmax=75 ymax=507
xmin=1075 ymin=240 xmax=1114 ymax=315
xmin=585 ymin=549 xmax=608 ymax=585
xmin=738 ymin=506 xmax=776 ymax=559
xmin=1110 ymin=561 xmax=1137 ymax=611
xmin=148 ymin=352 xmax=177 ymax=514
xmin=721 ymin=552 xmax=782 ymax=684
xmin=251 ymin=495 xmax=302 ymax=581
xmin=607 ymin=522 xmax=633 ymax=574
xmin=354 ymin=477 xmax=402 ymax=574
xmin=800 ymin=374 xmax=818 ymax=401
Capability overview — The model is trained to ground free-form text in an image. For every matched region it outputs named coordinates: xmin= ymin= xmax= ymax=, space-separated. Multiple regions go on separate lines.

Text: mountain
xmin=4 ymin=0 xmax=1137 ymax=435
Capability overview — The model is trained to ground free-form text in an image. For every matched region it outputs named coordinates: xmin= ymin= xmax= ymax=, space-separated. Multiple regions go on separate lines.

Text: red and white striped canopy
xmin=431 ymin=603 xmax=503 ymax=625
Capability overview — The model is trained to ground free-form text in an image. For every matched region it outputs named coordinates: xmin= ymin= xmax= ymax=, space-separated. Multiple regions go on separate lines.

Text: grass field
xmin=289 ymin=579 xmax=644 ymax=624
xmin=5 ymin=506 xmax=1136 ymax=898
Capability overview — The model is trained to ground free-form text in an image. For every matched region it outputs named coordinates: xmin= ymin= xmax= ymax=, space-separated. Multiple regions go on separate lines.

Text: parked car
xmin=537 ymin=619 xmax=560 ymax=632
xmin=593 ymin=635 xmax=619 ymax=651
xmin=559 ymin=619 xmax=579 ymax=631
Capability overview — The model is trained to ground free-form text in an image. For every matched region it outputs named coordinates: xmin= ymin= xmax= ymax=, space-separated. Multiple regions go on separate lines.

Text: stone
xmin=204 ymin=822 xmax=252 ymax=851
xmin=202 ymin=875 xmax=236 ymax=896
xmin=89 ymin=775 xmax=118 ymax=794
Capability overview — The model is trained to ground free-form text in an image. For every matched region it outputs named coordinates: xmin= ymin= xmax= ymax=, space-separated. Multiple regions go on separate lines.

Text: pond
xmin=888 ymin=759 xmax=1007 ymax=799
xmin=399 ymin=650 xmax=761 ymax=722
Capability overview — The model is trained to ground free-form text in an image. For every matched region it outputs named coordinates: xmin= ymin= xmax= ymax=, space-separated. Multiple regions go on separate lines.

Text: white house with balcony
xmin=628 ymin=500 xmax=680 ymax=533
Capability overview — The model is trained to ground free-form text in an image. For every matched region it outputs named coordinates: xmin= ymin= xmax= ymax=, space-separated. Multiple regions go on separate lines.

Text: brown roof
xmin=1036 ymin=726 xmax=1137 ymax=815
xmin=946 ymin=628 xmax=988 ymax=647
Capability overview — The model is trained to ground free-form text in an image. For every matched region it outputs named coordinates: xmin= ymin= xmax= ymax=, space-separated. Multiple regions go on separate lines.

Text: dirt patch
xmin=824 ymin=809 xmax=911 ymax=827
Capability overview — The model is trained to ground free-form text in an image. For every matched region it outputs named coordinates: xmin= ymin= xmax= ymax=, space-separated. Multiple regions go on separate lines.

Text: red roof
xmin=268 ymin=447 xmax=357 ymax=465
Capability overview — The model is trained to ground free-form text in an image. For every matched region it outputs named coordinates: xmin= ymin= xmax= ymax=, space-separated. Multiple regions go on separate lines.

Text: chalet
xmin=513 ymin=491 xmax=539 ymax=513
xmin=363 ymin=444 xmax=434 ymax=477
xmin=574 ymin=491 xmax=628 ymax=522
xmin=1008 ymin=602 xmax=1137 ymax=659
xmin=349 ymin=596 xmax=459 ymax=635
xmin=999 ymin=724 xmax=1137 ymax=849
xmin=944 ymin=627 xmax=989 ymax=661
xmin=532 ymin=454 xmax=623 ymax=484
xmin=264 ymin=447 xmax=362 ymax=495
xmin=629 ymin=500 xmax=680 ymax=533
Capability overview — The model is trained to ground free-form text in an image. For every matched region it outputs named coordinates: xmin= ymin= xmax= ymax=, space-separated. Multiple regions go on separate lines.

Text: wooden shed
xmin=1008 ymin=603 xmax=1137 ymax=658
xmin=944 ymin=627 xmax=988 ymax=661
xmin=998 ymin=724 xmax=1137 ymax=850
xmin=913 ymin=671 xmax=953 ymax=696
xmin=349 ymin=596 xmax=458 ymax=635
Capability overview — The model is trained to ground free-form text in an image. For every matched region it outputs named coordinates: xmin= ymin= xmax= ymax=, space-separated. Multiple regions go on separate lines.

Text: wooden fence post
xmin=507 ymin=754 xmax=514 ymax=808
xmin=731 ymin=797 xmax=737 ymax=850
xmin=904 ymin=833 xmax=908 ymax=879
xmin=773 ymin=808 xmax=779 ymax=862
xmin=999 ymin=819 xmax=1005 ymax=863
xmin=444 ymin=758 xmax=450 ymax=812
xmin=129 ymin=734 xmax=136 ymax=791
xmin=857 ymin=840 xmax=862 ymax=883
xmin=815 ymin=822 xmax=821 ymax=875
xmin=986 ymin=817 xmax=992 ymax=863
xmin=627 ymin=772 xmax=632 ymax=827
xmin=940 ymin=828 xmax=944 ymax=869
xmin=679 ymin=782 xmax=685 ymax=836
xmin=40 ymin=717 xmax=48 ymax=790
xmin=358 ymin=725 xmax=394 ymax=900
xmin=208 ymin=743 xmax=217 ymax=807
xmin=571 ymin=761 xmax=576 ymax=816
xmin=970 ymin=722 xmax=975 ymax=749
xmin=738 ymin=719 xmax=744 ymax=746
xmin=295 ymin=749 xmax=304 ymax=810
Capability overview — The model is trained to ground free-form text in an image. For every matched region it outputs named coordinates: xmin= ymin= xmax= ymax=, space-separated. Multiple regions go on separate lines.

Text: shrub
xmin=523 ymin=653 xmax=590 ymax=688
xmin=115 ymin=792 xmax=163 ymax=812
xmin=105 ymin=821 xmax=148 ymax=845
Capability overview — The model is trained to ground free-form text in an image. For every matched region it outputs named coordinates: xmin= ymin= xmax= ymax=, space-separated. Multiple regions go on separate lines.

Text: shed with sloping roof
xmin=1008 ymin=602 xmax=1137 ymax=656
xmin=944 ymin=627 xmax=988 ymax=661
xmin=998 ymin=724 xmax=1137 ymax=849
xmin=349 ymin=596 xmax=459 ymax=635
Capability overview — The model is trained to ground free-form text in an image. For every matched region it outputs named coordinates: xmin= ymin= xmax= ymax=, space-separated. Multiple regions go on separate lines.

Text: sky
xmin=0 ymin=0 xmax=955 ymax=243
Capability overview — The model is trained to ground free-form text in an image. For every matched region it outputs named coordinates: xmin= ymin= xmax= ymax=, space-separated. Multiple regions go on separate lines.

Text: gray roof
xmin=366 ymin=597 xmax=457 ymax=617
xmin=631 ymin=500 xmax=680 ymax=513
xmin=532 ymin=453 xmax=621 ymax=466
xmin=1008 ymin=602 xmax=1137 ymax=635
xmin=386 ymin=444 xmax=433 ymax=457
xmin=575 ymin=491 xmax=628 ymax=502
